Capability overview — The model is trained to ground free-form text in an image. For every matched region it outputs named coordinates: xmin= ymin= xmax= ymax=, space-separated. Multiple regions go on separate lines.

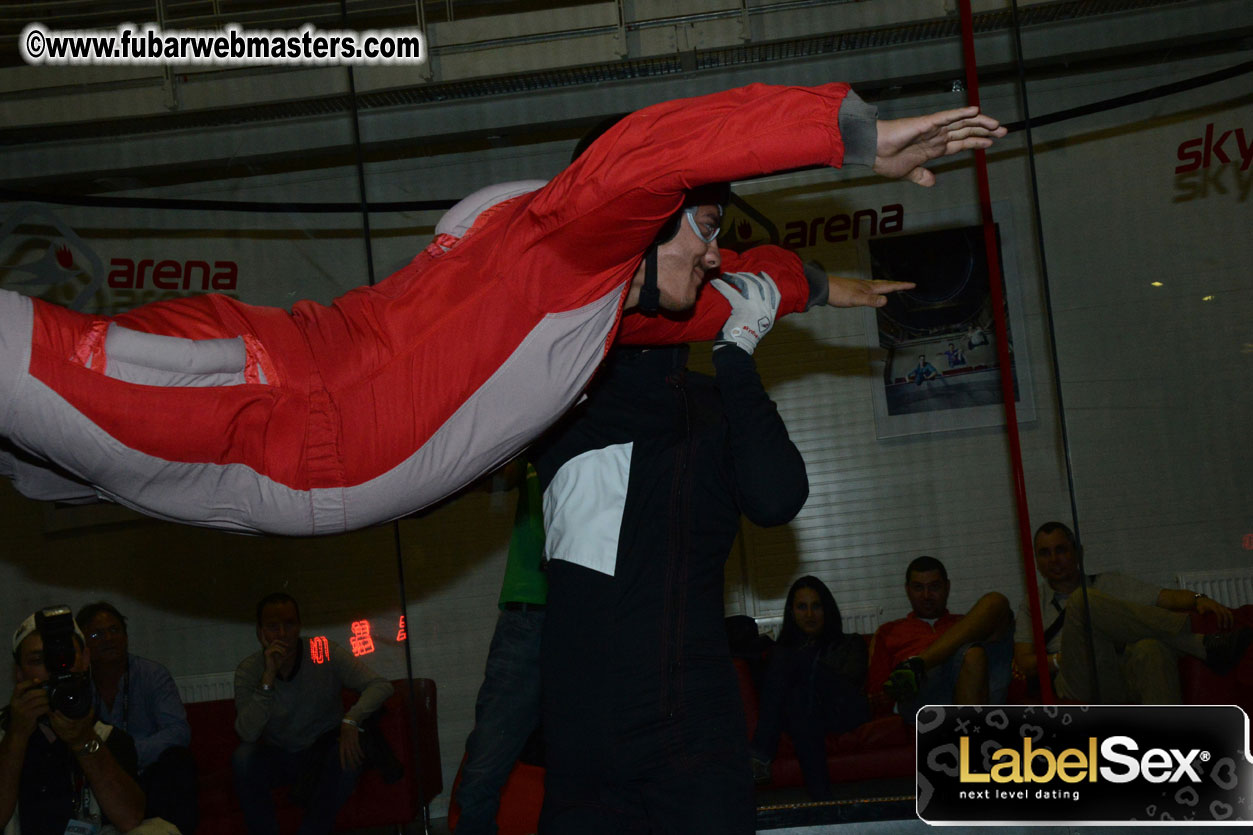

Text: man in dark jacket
xmin=532 ymin=271 xmax=813 ymax=834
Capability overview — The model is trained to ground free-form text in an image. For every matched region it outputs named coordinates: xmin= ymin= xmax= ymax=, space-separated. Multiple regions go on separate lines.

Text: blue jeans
xmin=232 ymin=735 xmax=359 ymax=835
xmin=456 ymin=607 xmax=545 ymax=835
xmin=901 ymin=630 xmax=1014 ymax=718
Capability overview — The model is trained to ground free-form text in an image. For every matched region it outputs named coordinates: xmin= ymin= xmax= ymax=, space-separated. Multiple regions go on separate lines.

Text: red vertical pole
xmin=956 ymin=0 xmax=1054 ymax=703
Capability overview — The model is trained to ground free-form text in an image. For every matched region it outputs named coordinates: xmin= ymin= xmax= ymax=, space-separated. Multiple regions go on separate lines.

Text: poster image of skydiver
xmin=869 ymin=224 xmax=1022 ymax=419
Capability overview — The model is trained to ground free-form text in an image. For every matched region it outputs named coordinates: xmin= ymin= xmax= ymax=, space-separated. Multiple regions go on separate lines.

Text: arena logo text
xmin=107 ymin=257 xmax=238 ymax=291
xmin=781 ymin=203 xmax=903 ymax=249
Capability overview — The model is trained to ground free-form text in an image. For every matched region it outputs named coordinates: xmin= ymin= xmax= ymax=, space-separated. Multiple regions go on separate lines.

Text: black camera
xmin=35 ymin=606 xmax=93 ymax=719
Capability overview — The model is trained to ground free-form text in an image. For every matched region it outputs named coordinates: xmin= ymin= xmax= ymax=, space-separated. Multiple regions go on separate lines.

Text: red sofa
xmin=447 ymin=755 xmax=545 ymax=835
xmin=1180 ymin=606 xmax=1253 ymax=718
xmin=185 ymin=678 xmax=442 ymax=834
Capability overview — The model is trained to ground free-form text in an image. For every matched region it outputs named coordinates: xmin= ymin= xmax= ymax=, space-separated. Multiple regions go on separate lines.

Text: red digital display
xmin=396 ymin=616 xmax=407 ymax=642
xmin=349 ymin=619 xmax=375 ymax=656
xmin=310 ymin=635 xmax=330 ymax=664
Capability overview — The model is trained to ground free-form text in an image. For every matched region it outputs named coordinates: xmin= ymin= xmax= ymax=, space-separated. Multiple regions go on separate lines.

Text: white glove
xmin=711 ymin=272 xmax=780 ymax=355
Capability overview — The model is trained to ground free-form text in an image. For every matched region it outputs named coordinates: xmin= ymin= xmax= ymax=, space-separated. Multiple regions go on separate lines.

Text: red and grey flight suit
xmin=0 ymin=83 xmax=875 ymax=534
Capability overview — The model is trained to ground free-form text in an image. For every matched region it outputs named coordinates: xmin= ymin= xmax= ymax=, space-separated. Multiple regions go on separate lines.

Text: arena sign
xmin=917 ymin=705 xmax=1253 ymax=825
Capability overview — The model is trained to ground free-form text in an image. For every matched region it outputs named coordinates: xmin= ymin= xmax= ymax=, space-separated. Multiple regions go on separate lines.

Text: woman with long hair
xmin=750 ymin=575 xmax=868 ymax=799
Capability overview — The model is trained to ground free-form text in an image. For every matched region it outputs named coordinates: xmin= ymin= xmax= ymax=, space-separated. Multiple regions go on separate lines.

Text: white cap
xmin=12 ymin=608 xmax=86 ymax=655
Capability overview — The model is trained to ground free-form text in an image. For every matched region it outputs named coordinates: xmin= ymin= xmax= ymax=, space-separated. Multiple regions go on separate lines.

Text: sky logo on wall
xmin=917 ymin=705 xmax=1253 ymax=825
xmin=0 ymin=205 xmax=104 ymax=311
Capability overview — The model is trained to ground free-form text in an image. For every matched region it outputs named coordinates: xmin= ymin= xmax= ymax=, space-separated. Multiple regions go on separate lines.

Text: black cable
xmin=4 ymin=60 xmax=1248 ymax=216
xmin=340 ymin=2 xmax=427 ymax=828
xmin=1008 ymin=0 xmax=1100 ymax=702
xmin=392 ymin=518 xmax=429 ymax=834
xmin=1001 ymin=59 xmax=1253 ymax=133
xmin=0 ymin=190 xmax=456 ymax=214
xmin=346 ymin=85 xmax=376 ymax=288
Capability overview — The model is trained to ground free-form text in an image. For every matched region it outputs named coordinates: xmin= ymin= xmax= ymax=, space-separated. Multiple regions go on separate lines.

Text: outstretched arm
xmin=616 ymin=246 xmax=913 ymax=345
xmin=873 ymin=106 xmax=1006 ymax=187
xmin=826 ymin=274 xmax=915 ymax=307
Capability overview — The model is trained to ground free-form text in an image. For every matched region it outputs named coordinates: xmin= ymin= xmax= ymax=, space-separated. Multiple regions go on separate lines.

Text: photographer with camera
xmin=1 ymin=607 xmax=150 ymax=834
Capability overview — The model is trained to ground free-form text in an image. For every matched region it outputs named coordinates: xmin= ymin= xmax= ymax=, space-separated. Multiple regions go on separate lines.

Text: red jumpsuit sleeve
xmin=503 ymin=83 xmax=862 ymax=314
xmin=615 ymin=245 xmax=812 ymax=345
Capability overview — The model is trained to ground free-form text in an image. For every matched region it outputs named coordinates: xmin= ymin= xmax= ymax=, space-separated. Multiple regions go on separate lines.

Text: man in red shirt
xmin=867 ymin=556 xmax=1012 ymax=717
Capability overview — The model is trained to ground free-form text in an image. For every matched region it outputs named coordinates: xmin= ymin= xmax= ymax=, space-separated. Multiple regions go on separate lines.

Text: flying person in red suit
xmin=0 ymin=83 xmax=1004 ymax=534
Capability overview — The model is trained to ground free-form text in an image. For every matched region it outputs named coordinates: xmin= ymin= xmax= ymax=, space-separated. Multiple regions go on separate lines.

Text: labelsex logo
xmin=960 ymin=735 xmax=1206 ymax=785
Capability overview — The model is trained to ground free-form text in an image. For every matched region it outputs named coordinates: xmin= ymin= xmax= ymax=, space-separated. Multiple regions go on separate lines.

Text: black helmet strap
xmin=637 ymin=247 xmax=661 ymax=316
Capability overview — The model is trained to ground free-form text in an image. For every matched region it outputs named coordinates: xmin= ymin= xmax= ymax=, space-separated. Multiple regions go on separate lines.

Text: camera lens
xmin=50 ymin=673 xmax=93 ymax=719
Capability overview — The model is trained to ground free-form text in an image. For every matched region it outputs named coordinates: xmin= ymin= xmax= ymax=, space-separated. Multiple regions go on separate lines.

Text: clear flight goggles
xmin=683 ymin=206 xmax=723 ymax=244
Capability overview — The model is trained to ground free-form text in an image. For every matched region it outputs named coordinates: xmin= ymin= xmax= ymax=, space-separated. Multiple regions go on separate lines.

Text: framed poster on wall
xmin=861 ymin=205 xmax=1035 ymax=439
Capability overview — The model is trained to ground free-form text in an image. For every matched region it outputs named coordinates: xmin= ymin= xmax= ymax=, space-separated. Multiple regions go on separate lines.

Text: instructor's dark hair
xmin=778 ymin=575 xmax=844 ymax=648
xmin=255 ymin=592 xmax=301 ymax=627
xmin=570 ymin=113 xmax=630 ymax=163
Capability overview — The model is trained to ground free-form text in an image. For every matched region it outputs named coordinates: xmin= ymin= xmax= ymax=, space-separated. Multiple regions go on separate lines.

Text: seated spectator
xmin=867 ymin=556 xmax=1013 ymax=717
xmin=2 ymin=607 xmax=154 ymax=833
xmin=907 ymin=355 xmax=938 ymax=386
xmin=77 ymin=601 xmax=197 ymax=834
xmin=750 ymin=576 xmax=868 ymax=800
xmin=1014 ymin=521 xmax=1253 ymax=703
xmin=943 ymin=343 xmax=967 ymax=368
xmin=232 ymin=593 xmax=393 ymax=835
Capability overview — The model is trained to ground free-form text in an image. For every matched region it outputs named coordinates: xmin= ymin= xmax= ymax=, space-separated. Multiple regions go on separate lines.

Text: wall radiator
xmin=175 ymin=672 xmax=235 ymax=704
xmin=1176 ymin=569 xmax=1253 ymax=609
xmin=841 ymin=607 xmax=883 ymax=637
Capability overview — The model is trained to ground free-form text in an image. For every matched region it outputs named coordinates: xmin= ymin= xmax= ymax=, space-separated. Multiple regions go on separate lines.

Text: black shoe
xmin=1202 ymin=626 xmax=1253 ymax=676
xmin=885 ymin=656 xmax=927 ymax=700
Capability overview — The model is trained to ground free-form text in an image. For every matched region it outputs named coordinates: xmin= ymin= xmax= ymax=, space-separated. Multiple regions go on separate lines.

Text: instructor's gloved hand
xmin=711 ymin=272 xmax=780 ymax=355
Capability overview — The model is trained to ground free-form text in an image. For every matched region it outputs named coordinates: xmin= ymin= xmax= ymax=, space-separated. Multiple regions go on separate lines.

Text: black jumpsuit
xmin=533 ymin=344 xmax=809 ymax=834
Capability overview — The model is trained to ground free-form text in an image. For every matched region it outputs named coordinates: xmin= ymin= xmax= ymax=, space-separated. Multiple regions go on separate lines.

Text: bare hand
xmin=827 ymin=275 xmax=914 ymax=308
xmin=873 ymin=106 xmax=1007 ymax=187
xmin=50 ymin=707 xmax=96 ymax=749
xmin=1197 ymin=597 xmax=1234 ymax=630
xmin=8 ymin=679 xmax=50 ymax=738
xmin=339 ymin=722 xmax=365 ymax=771
xmin=262 ymin=640 xmax=287 ymax=677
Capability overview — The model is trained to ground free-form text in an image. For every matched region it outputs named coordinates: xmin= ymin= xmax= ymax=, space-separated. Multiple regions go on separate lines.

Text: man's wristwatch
xmin=1194 ymin=592 xmax=1205 ymax=609
xmin=75 ymin=736 xmax=101 ymax=756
